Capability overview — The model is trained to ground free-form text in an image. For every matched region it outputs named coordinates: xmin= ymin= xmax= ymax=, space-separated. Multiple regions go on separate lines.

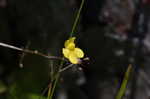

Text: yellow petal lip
xmin=74 ymin=48 xmax=84 ymax=58
xmin=65 ymin=40 xmax=69 ymax=48
xmin=69 ymin=52 xmax=78 ymax=64
xmin=62 ymin=48 xmax=70 ymax=58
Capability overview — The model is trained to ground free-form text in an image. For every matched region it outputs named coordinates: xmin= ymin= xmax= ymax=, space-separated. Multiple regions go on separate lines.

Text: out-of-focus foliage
xmin=0 ymin=81 xmax=7 ymax=94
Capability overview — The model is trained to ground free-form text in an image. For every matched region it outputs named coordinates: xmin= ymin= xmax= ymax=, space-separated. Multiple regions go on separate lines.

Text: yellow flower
xmin=62 ymin=37 xmax=84 ymax=64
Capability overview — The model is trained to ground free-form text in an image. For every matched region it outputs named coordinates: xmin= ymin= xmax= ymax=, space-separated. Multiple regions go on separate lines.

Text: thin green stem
xmin=49 ymin=61 xmax=64 ymax=99
xmin=59 ymin=64 xmax=74 ymax=73
xmin=47 ymin=0 xmax=85 ymax=98
xmin=116 ymin=64 xmax=132 ymax=99
xmin=70 ymin=0 xmax=85 ymax=37
xmin=47 ymin=83 xmax=52 ymax=99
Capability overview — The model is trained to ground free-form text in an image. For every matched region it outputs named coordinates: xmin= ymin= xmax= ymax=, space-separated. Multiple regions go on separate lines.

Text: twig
xmin=59 ymin=64 xmax=75 ymax=73
xmin=19 ymin=41 xmax=30 ymax=68
xmin=0 ymin=42 xmax=64 ymax=61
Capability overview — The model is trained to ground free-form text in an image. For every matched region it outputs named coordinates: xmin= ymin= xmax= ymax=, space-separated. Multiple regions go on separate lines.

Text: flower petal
xmin=74 ymin=48 xmax=84 ymax=58
xmin=62 ymin=48 xmax=70 ymax=58
xmin=69 ymin=52 xmax=78 ymax=64
xmin=65 ymin=37 xmax=76 ymax=48
xmin=69 ymin=37 xmax=76 ymax=42
xmin=64 ymin=40 xmax=69 ymax=48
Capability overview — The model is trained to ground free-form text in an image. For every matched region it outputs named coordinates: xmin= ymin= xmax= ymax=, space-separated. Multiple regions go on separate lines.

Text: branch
xmin=0 ymin=42 xmax=64 ymax=61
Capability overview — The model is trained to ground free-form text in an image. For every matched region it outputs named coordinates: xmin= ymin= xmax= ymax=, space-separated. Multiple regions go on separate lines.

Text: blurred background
xmin=0 ymin=0 xmax=150 ymax=99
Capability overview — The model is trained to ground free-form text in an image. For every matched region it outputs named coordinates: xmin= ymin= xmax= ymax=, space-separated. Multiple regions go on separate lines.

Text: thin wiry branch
xmin=0 ymin=42 xmax=64 ymax=61
xmin=19 ymin=41 xmax=30 ymax=68
xmin=59 ymin=64 xmax=75 ymax=73
xmin=0 ymin=42 xmax=23 ymax=51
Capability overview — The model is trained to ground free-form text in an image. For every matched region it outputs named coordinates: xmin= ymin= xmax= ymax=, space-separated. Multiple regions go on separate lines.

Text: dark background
xmin=0 ymin=0 xmax=150 ymax=99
